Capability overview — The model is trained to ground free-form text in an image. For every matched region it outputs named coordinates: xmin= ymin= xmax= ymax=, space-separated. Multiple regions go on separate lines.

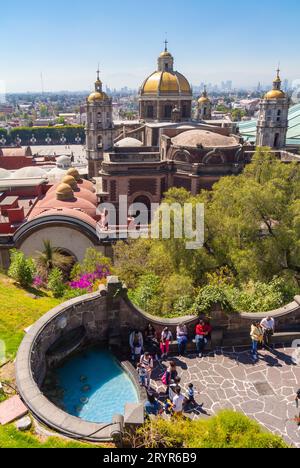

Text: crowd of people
xmin=129 ymin=317 xmax=300 ymax=424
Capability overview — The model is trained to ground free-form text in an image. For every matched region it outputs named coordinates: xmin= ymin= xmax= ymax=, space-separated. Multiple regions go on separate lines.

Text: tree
xmin=48 ymin=268 xmax=65 ymax=298
xmin=35 ymin=240 xmax=74 ymax=281
xmin=8 ymin=249 xmax=36 ymax=288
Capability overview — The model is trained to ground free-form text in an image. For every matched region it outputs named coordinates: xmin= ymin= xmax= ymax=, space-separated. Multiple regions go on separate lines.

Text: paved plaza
xmin=151 ymin=346 xmax=300 ymax=448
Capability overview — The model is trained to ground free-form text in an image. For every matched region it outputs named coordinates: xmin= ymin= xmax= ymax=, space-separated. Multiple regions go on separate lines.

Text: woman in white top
xmin=172 ymin=386 xmax=185 ymax=415
xmin=260 ymin=316 xmax=275 ymax=348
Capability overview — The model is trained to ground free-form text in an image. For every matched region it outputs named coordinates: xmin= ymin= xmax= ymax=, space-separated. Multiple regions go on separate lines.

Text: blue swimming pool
xmin=54 ymin=348 xmax=139 ymax=423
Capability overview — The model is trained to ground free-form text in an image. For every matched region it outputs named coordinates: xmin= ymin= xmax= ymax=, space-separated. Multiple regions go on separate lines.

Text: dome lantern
xmin=264 ymin=68 xmax=286 ymax=100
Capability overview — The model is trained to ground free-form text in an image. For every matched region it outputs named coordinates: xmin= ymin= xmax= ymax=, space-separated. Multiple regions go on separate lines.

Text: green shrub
xmin=47 ymin=268 xmax=65 ymax=298
xmin=63 ymin=287 xmax=89 ymax=300
xmin=131 ymin=410 xmax=289 ymax=449
xmin=192 ymin=285 xmax=233 ymax=315
xmin=128 ymin=273 xmax=162 ymax=314
xmin=8 ymin=249 xmax=36 ymax=288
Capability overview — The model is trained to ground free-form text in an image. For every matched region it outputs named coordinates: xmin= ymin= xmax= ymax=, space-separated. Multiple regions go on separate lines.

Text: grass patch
xmin=0 ymin=424 xmax=102 ymax=448
xmin=0 ymin=274 xmax=61 ymax=359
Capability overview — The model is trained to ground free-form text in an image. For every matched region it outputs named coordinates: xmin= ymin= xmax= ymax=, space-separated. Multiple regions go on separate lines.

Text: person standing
xmin=129 ymin=329 xmax=144 ymax=362
xmin=144 ymin=323 xmax=160 ymax=361
xmin=172 ymin=386 xmax=185 ymax=416
xmin=195 ymin=319 xmax=212 ymax=358
xmin=162 ymin=361 xmax=178 ymax=396
xmin=260 ymin=316 xmax=275 ymax=348
xmin=176 ymin=324 xmax=188 ymax=357
xmin=250 ymin=321 xmax=263 ymax=361
xmin=140 ymin=352 xmax=153 ymax=389
xmin=160 ymin=327 xmax=173 ymax=360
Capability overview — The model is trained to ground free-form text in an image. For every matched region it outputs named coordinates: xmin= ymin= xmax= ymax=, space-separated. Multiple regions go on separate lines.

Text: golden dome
xmin=56 ymin=183 xmax=74 ymax=201
xmin=264 ymin=89 xmax=286 ymax=100
xmin=160 ymin=51 xmax=172 ymax=58
xmin=141 ymin=71 xmax=191 ymax=95
xmin=62 ymin=175 xmax=78 ymax=190
xmin=87 ymin=91 xmax=109 ymax=103
xmin=198 ymin=96 xmax=210 ymax=104
xmin=67 ymin=168 xmax=80 ymax=181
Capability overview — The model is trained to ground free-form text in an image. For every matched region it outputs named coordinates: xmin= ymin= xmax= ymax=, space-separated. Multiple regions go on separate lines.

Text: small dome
xmin=62 ymin=175 xmax=78 ymax=190
xmin=12 ymin=167 xmax=47 ymax=178
xmin=115 ymin=137 xmax=143 ymax=148
xmin=56 ymin=183 xmax=74 ymax=201
xmin=172 ymin=129 xmax=240 ymax=149
xmin=56 ymin=155 xmax=71 ymax=168
xmin=160 ymin=50 xmax=172 ymax=58
xmin=67 ymin=167 xmax=80 ymax=181
xmin=66 ymin=168 xmax=96 ymax=193
xmin=88 ymin=91 xmax=109 ymax=103
xmin=0 ymin=168 xmax=11 ymax=179
xmin=264 ymin=89 xmax=286 ymax=100
xmin=198 ymin=96 xmax=210 ymax=104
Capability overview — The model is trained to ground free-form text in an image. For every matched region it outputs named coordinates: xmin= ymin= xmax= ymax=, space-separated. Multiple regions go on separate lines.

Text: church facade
xmin=85 ymin=45 xmax=259 ymax=217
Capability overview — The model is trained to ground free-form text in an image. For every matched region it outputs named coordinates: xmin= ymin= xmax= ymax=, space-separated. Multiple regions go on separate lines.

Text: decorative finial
xmin=164 ymin=38 xmax=168 ymax=52
xmin=203 ymin=85 xmax=207 ymax=97
xmin=276 ymin=63 xmax=281 ymax=79
xmin=96 ymin=64 xmax=100 ymax=81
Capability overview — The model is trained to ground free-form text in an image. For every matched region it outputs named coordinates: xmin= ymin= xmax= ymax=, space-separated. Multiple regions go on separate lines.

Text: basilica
xmin=85 ymin=45 xmax=290 ymax=217
xmin=0 ymin=45 xmax=292 ymax=268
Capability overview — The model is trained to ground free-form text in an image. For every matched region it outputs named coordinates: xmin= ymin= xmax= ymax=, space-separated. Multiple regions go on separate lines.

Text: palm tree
xmin=35 ymin=240 xmax=74 ymax=280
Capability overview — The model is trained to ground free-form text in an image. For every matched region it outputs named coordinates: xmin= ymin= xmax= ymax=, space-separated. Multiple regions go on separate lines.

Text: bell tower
xmin=197 ymin=86 xmax=212 ymax=121
xmin=157 ymin=40 xmax=174 ymax=72
xmin=86 ymin=69 xmax=114 ymax=178
xmin=256 ymin=69 xmax=289 ymax=149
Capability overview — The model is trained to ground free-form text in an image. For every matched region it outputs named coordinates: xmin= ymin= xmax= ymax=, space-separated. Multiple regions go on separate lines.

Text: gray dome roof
xmin=172 ymin=130 xmax=240 ymax=149
xmin=115 ymin=137 xmax=143 ymax=148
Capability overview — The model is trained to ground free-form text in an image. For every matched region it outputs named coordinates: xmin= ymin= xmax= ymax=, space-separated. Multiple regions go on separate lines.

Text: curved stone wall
xmin=16 ymin=278 xmax=300 ymax=440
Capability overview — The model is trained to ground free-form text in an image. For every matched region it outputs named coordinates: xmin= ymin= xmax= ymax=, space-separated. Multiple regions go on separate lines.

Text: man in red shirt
xmin=195 ymin=319 xmax=212 ymax=358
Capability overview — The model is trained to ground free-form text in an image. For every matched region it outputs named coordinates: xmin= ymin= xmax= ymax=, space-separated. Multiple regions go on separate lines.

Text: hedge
xmin=0 ymin=126 xmax=85 ymax=145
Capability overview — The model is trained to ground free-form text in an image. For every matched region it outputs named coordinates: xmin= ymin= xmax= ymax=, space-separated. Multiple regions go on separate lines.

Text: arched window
xmin=164 ymin=105 xmax=172 ymax=119
xmin=274 ymin=133 xmax=280 ymax=148
xmin=146 ymin=105 xmax=154 ymax=119
xmin=97 ymin=135 xmax=103 ymax=149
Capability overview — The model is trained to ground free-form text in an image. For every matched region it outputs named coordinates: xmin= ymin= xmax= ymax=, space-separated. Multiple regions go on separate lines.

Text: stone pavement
xmin=150 ymin=345 xmax=300 ymax=448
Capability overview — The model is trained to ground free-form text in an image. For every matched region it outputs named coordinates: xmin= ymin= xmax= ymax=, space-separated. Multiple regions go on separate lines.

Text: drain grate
xmin=253 ymin=381 xmax=274 ymax=396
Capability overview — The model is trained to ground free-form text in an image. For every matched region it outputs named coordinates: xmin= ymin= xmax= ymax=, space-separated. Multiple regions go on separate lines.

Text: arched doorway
xmin=131 ymin=195 xmax=152 ymax=224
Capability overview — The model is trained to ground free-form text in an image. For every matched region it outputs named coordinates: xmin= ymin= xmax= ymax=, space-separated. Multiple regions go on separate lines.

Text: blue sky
xmin=2 ymin=0 xmax=300 ymax=92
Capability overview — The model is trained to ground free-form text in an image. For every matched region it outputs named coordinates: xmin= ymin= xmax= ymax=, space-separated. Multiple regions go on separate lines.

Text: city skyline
xmin=2 ymin=0 xmax=299 ymax=93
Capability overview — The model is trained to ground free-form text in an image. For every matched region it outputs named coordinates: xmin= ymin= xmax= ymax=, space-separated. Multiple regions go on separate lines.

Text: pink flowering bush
xmin=33 ymin=275 xmax=44 ymax=289
xmin=69 ymin=264 xmax=111 ymax=292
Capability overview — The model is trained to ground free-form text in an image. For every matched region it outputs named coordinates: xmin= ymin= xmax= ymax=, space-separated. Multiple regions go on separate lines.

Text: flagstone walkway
xmin=150 ymin=345 xmax=300 ymax=448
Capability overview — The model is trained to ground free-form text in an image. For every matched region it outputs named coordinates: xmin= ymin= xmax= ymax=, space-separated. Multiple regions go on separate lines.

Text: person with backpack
xmin=161 ymin=361 xmax=178 ymax=396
